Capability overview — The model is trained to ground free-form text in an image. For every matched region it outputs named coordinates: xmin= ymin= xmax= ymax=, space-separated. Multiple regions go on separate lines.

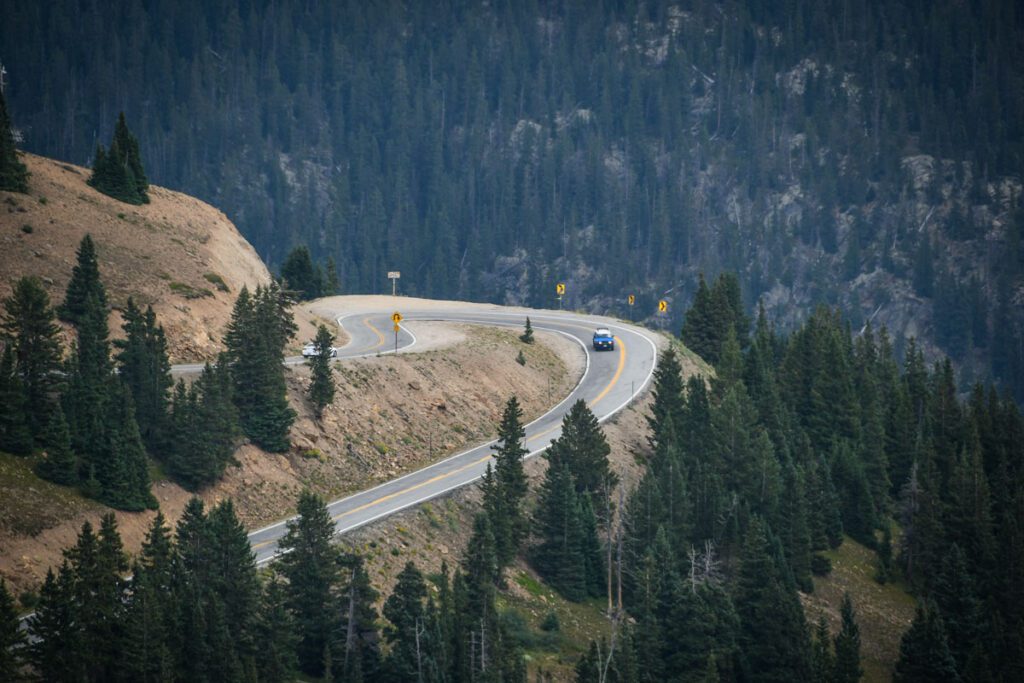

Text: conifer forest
xmin=2 ymin=0 xmax=1024 ymax=682
xmin=3 ymin=0 xmax=1023 ymax=394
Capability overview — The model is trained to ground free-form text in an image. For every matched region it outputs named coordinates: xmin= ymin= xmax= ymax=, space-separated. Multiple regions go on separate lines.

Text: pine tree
xmin=932 ymin=544 xmax=985 ymax=675
xmin=35 ymin=403 xmax=77 ymax=485
xmin=0 ymin=345 xmax=32 ymax=455
xmin=277 ymin=489 xmax=341 ymax=677
xmin=88 ymin=112 xmax=149 ymax=204
xmin=0 ymin=578 xmax=23 ymax=681
xmin=64 ymin=515 xmax=129 ymax=681
xmin=810 ymin=616 xmax=835 ymax=683
xmin=2 ymin=276 xmax=62 ymax=439
xmin=681 ymin=274 xmax=718 ymax=363
xmin=833 ymin=593 xmax=863 ymax=683
xmin=123 ymin=514 xmax=176 ymax=682
xmin=308 ymin=323 xmax=336 ymax=419
xmin=462 ymin=512 xmax=501 ymax=614
xmin=488 ymin=396 xmax=530 ymax=566
xmin=732 ymin=517 xmax=812 ymax=681
xmin=255 ymin=576 xmax=298 ymax=683
xmin=280 ymin=245 xmax=322 ymax=300
xmin=337 ymin=553 xmax=382 ymax=681
xmin=646 ymin=346 xmax=686 ymax=450
xmin=59 ymin=234 xmax=107 ymax=324
xmin=115 ymin=298 xmax=172 ymax=454
xmin=0 ymin=86 xmax=28 ymax=193
xmin=225 ymin=284 xmax=296 ymax=452
xmin=532 ymin=463 xmax=587 ymax=601
xmin=894 ymin=603 xmax=961 ymax=683
xmin=546 ymin=399 xmax=617 ymax=499
xmin=167 ymin=361 xmax=239 ymax=490
xmin=207 ymin=499 xmax=260 ymax=669
xmin=383 ymin=561 xmax=429 ymax=682
xmin=101 ymin=381 xmax=157 ymax=510
xmin=520 ymin=316 xmax=535 ymax=344
xmin=28 ymin=564 xmax=84 ymax=681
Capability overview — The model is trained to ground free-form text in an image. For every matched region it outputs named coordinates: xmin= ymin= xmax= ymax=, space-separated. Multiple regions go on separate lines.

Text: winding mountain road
xmin=195 ymin=297 xmax=661 ymax=565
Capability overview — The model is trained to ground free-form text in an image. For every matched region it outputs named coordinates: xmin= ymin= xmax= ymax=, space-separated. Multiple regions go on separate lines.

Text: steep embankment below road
xmin=0 ymin=152 xmax=286 ymax=361
xmin=0 ymin=322 xmax=578 ymax=601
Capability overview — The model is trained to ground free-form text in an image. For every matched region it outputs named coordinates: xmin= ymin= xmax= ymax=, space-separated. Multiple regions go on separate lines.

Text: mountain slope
xmin=0 ymin=152 xmax=271 ymax=361
xmin=3 ymin=0 xmax=1022 ymax=393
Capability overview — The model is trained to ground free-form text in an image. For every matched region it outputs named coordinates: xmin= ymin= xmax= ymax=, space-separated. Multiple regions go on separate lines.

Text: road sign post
xmin=556 ymin=282 xmax=565 ymax=310
xmin=388 ymin=271 xmax=401 ymax=296
xmin=392 ymin=312 xmax=402 ymax=354
xmin=628 ymin=294 xmax=635 ymax=321
xmin=657 ymin=300 xmax=668 ymax=330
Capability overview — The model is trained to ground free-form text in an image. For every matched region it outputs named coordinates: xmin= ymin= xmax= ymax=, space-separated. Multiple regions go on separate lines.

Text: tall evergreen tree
xmin=532 ymin=462 xmax=588 ymax=601
xmin=2 ymin=276 xmax=62 ymax=438
xmin=277 ymin=489 xmax=341 ymax=677
xmin=34 ymin=403 xmax=77 ymax=485
xmin=383 ymin=561 xmax=430 ymax=683
xmin=893 ymin=603 xmax=961 ymax=683
xmin=224 ymin=284 xmax=296 ymax=452
xmin=546 ymin=399 xmax=617 ymax=499
xmin=28 ymin=564 xmax=83 ymax=681
xmin=115 ymin=298 xmax=172 ymax=454
xmin=0 ymin=86 xmax=28 ymax=193
xmin=810 ymin=616 xmax=835 ymax=683
xmin=88 ymin=112 xmax=149 ymax=204
xmin=336 ymin=553 xmax=382 ymax=681
xmin=833 ymin=593 xmax=863 ymax=683
xmin=59 ymin=234 xmax=107 ymax=325
xmin=308 ymin=323 xmax=336 ymax=419
xmin=167 ymin=360 xmax=239 ymax=490
xmin=646 ymin=346 xmax=686 ymax=450
xmin=0 ymin=578 xmax=23 ymax=681
xmin=682 ymin=274 xmax=718 ymax=363
xmin=255 ymin=576 xmax=298 ymax=683
xmin=732 ymin=517 xmax=812 ymax=682
xmin=486 ymin=396 xmax=530 ymax=567
xmin=280 ymin=245 xmax=323 ymax=301
xmin=0 ymin=345 xmax=32 ymax=455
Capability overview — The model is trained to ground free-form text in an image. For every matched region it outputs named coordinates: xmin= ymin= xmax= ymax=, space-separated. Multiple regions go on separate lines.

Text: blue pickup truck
xmin=592 ymin=328 xmax=615 ymax=351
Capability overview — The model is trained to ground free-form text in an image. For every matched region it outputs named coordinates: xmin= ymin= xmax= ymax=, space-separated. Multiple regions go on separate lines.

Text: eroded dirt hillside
xmin=0 ymin=152 xmax=295 ymax=361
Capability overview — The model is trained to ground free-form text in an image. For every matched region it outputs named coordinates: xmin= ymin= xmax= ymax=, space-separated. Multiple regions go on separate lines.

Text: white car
xmin=302 ymin=342 xmax=338 ymax=358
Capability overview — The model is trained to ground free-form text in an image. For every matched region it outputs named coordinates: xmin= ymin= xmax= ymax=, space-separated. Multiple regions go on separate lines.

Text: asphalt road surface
xmin=183 ymin=300 xmax=661 ymax=565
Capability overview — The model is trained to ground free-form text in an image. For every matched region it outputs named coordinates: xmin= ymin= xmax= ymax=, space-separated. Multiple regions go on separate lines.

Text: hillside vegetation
xmin=3 ymin=0 xmax=1022 ymax=394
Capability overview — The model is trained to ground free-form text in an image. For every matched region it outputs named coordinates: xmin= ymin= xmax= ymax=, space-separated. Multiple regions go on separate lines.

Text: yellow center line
xmin=254 ymin=325 xmax=632 ymax=550
xmin=351 ymin=316 xmax=386 ymax=353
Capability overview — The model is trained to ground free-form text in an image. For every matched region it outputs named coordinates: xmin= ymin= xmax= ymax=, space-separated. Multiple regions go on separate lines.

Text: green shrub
xmin=203 ymin=272 xmax=230 ymax=292
xmin=169 ymin=281 xmax=214 ymax=299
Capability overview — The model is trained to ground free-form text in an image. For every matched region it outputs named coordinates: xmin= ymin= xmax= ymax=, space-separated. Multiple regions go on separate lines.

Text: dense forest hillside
xmin=2 ymin=0 xmax=1023 ymax=393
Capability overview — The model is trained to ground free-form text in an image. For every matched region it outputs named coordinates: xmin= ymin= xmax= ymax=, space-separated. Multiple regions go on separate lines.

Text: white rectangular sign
xmin=388 ymin=271 xmax=401 ymax=279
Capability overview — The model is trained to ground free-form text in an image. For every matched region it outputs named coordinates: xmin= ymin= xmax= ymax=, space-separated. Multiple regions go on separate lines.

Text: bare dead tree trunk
xmin=344 ymin=581 xmax=356 ymax=671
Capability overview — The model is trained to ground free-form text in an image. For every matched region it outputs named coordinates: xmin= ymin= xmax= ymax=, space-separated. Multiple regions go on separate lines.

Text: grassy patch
xmin=805 ymin=535 xmax=917 ymax=682
xmin=0 ymin=452 xmax=99 ymax=538
xmin=169 ymin=281 xmax=214 ymax=299
xmin=203 ymin=272 xmax=230 ymax=292
xmin=501 ymin=569 xmax=612 ymax=678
